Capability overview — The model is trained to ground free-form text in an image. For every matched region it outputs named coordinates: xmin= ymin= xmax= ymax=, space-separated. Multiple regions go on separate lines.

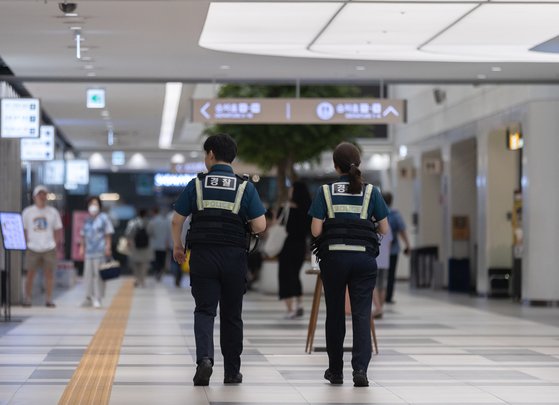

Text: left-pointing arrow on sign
xmin=200 ymin=102 xmax=211 ymax=119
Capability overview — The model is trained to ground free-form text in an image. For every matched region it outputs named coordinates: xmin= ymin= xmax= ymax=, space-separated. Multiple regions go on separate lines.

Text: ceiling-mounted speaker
xmin=433 ymin=88 xmax=446 ymax=104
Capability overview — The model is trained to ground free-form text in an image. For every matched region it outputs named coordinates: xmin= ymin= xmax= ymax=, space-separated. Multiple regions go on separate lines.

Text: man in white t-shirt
xmin=21 ymin=185 xmax=63 ymax=307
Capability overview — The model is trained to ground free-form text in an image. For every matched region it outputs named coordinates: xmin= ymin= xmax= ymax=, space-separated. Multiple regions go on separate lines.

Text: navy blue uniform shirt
xmin=308 ymin=175 xmax=388 ymax=222
xmin=174 ymin=164 xmax=266 ymax=222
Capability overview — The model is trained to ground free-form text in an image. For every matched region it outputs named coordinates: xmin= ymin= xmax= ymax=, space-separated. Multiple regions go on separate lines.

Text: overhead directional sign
xmin=192 ymin=98 xmax=406 ymax=124
xmin=21 ymin=125 xmax=55 ymax=161
xmin=86 ymin=88 xmax=105 ymax=109
xmin=1 ymin=98 xmax=40 ymax=138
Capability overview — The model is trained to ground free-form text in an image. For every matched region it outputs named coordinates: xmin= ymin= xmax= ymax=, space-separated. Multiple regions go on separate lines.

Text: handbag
xmin=116 ymin=236 xmax=130 ymax=256
xmin=262 ymin=205 xmax=290 ymax=258
xmin=99 ymin=258 xmax=121 ymax=281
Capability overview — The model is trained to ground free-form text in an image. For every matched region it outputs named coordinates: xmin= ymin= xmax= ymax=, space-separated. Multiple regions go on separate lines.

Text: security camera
xmin=58 ymin=2 xmax=77 ymax=14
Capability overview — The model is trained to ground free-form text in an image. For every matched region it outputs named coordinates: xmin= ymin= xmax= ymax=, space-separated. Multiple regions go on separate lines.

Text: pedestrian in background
xmin=383 ymin=192 xmax=411 ymax=304
xmin=79 ymin=196 xmax=114 ymax=308
xmin=148 ymin=207 xmax=170 ymax=281
xmin=278 ymin=181 xmax=311 ymax=319
xmin=22 ymin=185 xmax=63 ymax=308
xmin=125 ymin=209 xmax=153 ymax=287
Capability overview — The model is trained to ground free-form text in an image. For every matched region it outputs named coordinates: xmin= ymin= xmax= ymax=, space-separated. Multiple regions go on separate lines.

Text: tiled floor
xmin=1 ymin=276 xmax=559 ymax=404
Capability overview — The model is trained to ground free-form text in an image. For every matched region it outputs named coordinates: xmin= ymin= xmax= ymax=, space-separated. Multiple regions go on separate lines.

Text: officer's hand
xmin=173 ymin=245 xmax=186 ymax=264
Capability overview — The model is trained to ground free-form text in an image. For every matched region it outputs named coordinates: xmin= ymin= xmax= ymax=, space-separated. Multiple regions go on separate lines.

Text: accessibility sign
xmin=192 ymin=98 xmax=406 ymax=124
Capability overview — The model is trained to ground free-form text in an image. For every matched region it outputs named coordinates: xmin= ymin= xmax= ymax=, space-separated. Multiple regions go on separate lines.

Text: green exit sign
xmin=86 ymin=88 xmax=105 ymax=108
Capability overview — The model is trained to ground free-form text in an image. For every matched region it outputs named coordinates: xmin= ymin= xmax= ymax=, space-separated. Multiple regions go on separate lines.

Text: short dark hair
xmin=203 ymin=133 xmax=237 ymax=163
xmin=291 ymin=181 xmax=311 ymax=212
xmin=86 ymin=196 xmax=103 ymax=210
xmin=383 ymin=191 xmax=393 ymax=207
xmin=138 ymin=209 xmax=148 ymax=218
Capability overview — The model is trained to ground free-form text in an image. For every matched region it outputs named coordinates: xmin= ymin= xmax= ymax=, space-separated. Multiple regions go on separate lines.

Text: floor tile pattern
xmin=1 ymin=276 xmax=559 ymax=404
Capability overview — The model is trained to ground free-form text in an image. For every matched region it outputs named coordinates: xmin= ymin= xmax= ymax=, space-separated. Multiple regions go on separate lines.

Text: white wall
xmin=486 ymin=129 xmax=518 ymax=269
xmin=523 ymin=101 xmax=559 ymax=301
xmin=450 ymin=138 xmax=477 ymax=284
xmin=419 ymin=149 xmax=443 ymax=250
xmin=390 ymin=84 xmax=559 ymax=299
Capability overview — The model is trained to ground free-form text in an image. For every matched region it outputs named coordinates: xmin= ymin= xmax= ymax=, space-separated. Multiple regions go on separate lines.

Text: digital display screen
xmin=44 ymin=160 xmax=65 ymax=185
xmin=0 ymin=212 xmax=27 ymax=251
xmin=65 ymin=160 xmax=90 ymax=185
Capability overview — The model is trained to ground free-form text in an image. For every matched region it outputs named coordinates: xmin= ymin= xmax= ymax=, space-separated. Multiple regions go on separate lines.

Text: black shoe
xmin=193 ymin=358 xmax=213 ymax=386
xmin=324 ymin=369 xmax=343 ymax=385
xmin=295 ymin=307 xmax=304 ymax=317
xmin=352 ymin=370 xmax=369 ymax=387
xmin=224 ymin=372 xmax=243 ymax=384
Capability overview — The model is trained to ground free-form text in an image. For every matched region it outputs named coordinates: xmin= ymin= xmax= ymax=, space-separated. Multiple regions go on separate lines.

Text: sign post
xmin=192 ymin=98 xmax=406 ymax=125
xmin=0 ymin=212 xmax=27 ymax=321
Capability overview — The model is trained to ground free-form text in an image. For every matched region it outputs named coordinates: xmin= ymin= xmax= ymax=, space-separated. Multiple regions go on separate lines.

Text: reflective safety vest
xmin=185 ymin=173 xmax=251 ymax=249
xmin=312 ymin=183 xmax=380 ymax=259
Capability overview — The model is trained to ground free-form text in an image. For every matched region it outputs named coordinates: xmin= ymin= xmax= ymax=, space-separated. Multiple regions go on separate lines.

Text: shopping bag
xmin=99 ymin=259 xmax=121 ymax=281
xmin=116 ymin=236 xmax=130 ymax=256
xmin=262 ymin=206 xmax=289 ymax=258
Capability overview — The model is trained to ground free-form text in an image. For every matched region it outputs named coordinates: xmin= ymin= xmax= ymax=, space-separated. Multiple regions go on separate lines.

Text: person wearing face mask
xmin=79 ymin=196 xmax=114 ymax=308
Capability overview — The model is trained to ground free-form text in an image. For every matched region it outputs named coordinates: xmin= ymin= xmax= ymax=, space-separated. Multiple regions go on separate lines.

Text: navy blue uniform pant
xmin=189 ymin=246 xmax=248 ymax=375
xmin=320 ymin=251 xmax=377 ymax=373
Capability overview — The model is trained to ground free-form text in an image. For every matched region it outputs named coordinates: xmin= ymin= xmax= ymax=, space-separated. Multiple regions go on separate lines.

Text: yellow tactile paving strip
xmin=58 ymin=279 xmax=134 ymax=405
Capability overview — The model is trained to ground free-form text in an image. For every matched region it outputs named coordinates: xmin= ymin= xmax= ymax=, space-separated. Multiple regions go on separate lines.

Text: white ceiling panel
xmin=423 ymin=3 xmax=559 ymax=61
xmin=1 ymin=0 xmax=559 ymax=161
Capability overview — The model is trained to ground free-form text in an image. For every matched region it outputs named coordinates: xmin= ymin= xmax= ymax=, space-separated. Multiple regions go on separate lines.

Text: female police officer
xmin=309 ymin=142 xmax=389 ymax=387
xmin=171 ymin=133 xmax=266 ymax=386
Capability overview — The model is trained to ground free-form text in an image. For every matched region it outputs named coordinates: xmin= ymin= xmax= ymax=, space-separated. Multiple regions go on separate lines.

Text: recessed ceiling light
xmin=86 ymin=72 xmax=96 ymax=77
xmin=84 ymin=65 xmax=94 ymax=70
xmin=64 ymin=13 xmax=78 ymax=17
xmin=477 ymin=74 xmax=487 ymax=79
xmin=491 ymin=66 xmax=502 ymax=72
xmin=80 ymin=56 xmax=93 ymax=62
xmin=220 ymin=65 xmax=231 ymax=70
xmin=355 ymin=66 xmax=366 ymax=71
xmin=69 ymin=26 xmax=82 ymax=31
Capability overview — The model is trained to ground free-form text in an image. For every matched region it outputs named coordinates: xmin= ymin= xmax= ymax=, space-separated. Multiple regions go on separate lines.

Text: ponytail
xmin=333 ymin=142 xmax=364 ymax=194
xmin=348 ymin=163 xmax=363 ymax=194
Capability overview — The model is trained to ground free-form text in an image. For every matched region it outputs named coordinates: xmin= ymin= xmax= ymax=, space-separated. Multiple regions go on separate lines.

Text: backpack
xmin=134 ymin=224 xmax=150 ymax=248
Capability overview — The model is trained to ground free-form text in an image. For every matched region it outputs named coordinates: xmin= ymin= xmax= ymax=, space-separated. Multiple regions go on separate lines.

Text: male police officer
xmin=172 ymin=133 xmax=266 ymax=386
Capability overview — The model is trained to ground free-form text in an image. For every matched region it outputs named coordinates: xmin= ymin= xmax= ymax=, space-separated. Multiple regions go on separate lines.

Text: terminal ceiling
xmin=0 ymin=0 xmax=558 ymax=160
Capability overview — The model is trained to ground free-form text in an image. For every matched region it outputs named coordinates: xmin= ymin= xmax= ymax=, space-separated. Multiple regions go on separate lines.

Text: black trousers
xmin=153 ymin=250 xmax=167 ymax=277
xmin=385 ymin=254 xmax=399 ymax=303
xmin=189 ymin=246 xmax=248 ymax=375
xmin=320 ymin=251 xmax=377 ymax=373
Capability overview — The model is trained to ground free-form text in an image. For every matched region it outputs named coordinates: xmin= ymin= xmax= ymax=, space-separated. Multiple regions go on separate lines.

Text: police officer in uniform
xmin=171 ymin=134 xmax=266 ymax=386
xmin=309 ymin=142 xmax=389 ymax=387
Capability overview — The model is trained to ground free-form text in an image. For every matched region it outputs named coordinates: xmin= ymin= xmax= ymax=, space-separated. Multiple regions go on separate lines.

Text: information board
xmin=0 ymin=212 xmax=27 ymax=251
xmin=1 ymin=98 xmax=40 ymax=138
xmin=44 ymin=160 xmax=65 ymax=185
xmin=21 ymin=125 xmax=55 ymax=161
xmin=65 ymin=160 xmax=89 ymax=186
xmin=192 ymin=98 xmax=406 ymax=124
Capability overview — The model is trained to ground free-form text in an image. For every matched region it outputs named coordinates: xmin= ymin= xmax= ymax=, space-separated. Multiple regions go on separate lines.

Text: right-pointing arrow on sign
xmin=200 ymin=102 xmax=211 ymax=119
xmin=383 ymin=106 xmax=399 ymax=117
